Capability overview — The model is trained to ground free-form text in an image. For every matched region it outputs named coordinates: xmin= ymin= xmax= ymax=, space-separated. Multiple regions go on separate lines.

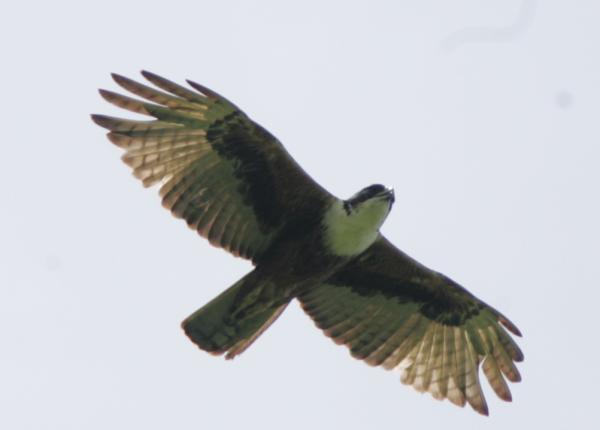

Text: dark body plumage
xmin=93 ymin=72 xmax=523 ymax=415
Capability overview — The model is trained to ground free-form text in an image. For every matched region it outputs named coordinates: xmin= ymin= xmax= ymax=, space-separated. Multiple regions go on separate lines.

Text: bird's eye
xmin=343 ymin=201 xmax=353 ymax=215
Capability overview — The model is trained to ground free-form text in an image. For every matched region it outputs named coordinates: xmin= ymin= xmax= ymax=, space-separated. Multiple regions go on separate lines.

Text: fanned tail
xmin=182 ymin=274 xmax=289 ymax=359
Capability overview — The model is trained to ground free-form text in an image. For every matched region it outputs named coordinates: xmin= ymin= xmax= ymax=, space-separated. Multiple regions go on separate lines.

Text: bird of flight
xmin=92 ymin=71 xmax=523 ymax=415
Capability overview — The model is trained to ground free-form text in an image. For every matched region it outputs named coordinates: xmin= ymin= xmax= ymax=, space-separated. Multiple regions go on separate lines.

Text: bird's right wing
xmin=299 ymin=236 xmax=523 ymax=415
xmin=93 ymin=72 xmax=333 ymax=263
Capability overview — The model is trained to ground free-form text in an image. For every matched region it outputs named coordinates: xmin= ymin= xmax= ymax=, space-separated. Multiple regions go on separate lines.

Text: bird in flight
xmin=92 ymin=71 xmax=523 ymax=415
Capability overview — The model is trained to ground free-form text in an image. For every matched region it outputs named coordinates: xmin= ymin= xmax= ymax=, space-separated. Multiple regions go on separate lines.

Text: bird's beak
xmin=379 ymin=187 xmax=395 ymax=205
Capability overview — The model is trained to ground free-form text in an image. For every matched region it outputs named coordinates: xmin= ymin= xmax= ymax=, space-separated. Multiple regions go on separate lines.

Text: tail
xmin=181 ymin=275 xmax=289 ymax=359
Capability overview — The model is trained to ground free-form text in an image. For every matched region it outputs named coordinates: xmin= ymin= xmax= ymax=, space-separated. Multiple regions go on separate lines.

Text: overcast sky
xmin=1 ymin=1 xmax=599 ymax=429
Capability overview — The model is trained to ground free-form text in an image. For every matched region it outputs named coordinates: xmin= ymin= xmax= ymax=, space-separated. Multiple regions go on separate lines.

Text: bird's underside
xmin=93 ymin=71 xmax=523 ymax=415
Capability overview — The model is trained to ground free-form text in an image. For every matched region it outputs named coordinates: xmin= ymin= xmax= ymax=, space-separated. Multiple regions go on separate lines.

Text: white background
xmin=1 ymin=1 xmax=598 ymax=428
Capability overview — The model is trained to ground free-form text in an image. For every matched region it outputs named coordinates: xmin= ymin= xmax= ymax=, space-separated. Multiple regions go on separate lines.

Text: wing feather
xmin=464 ymin=336 xmax=488 ymax=415
xmin=299 ymin=236 xmax=523 ymax=415
xmin=482 ymin=354 xmax=511 ymax=401
xmin=351 ymin=304 xmax=405 ymax=361
xmin=422 ymin=324 xmax=444 ymax=395
xmin=141 ymin=71 xmax=210 ymax=105
xmin=112 ymin=73 xmax=208 ymax=112
xmin=410 ymin=325 xmax=435 ymax=390
xmin=381 ymin=315 xmax=427 ymax=370
xmin=432 ymin=326 xmax=451 ymax=400
xmin=369 ymin=314 xmax=417 ymax=367
xmin=93 ymin=72 xmax=333 ymax=263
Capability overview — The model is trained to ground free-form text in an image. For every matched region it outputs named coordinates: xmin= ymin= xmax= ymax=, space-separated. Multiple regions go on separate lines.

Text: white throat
xmin=323 ymin=199 xmax=390 ymax=257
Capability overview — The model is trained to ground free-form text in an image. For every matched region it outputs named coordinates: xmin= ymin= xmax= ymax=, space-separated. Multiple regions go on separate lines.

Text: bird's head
xmin=343 ymin=184 xmax=395 ymax=216
xmin=323 ymin=184 xmax=395 ymax=256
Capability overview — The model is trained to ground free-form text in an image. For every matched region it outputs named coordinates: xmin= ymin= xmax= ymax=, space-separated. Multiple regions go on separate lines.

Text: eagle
xmin=92 ymin=71 xmax=523 ymax=415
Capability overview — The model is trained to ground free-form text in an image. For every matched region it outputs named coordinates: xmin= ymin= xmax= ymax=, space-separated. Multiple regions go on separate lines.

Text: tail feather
xmin=222 ymin=303 xmax=287 ymax=359
xmin=181 ymin=276 xmax=289 ymax=359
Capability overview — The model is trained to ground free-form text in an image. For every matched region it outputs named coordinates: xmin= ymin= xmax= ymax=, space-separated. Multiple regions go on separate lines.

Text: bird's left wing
xmin=92 ymin=72 xmax=333 ymax=263
xmin=298 ymin=236 xmax=523 ymax=415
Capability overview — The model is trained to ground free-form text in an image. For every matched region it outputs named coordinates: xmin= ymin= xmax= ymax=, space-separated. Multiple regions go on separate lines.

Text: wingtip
xmin=467 ymin=392 xmax=490 ymax=416
xmin=456 ymin=399 xmax=488 ymax=416
xmin=471 ymin=400 xmax=490 ymax=416
xmin=98 ymin=88 xmax=115 ymax=102
xmin=186 ymin=79 xmax=213 ymax=97
xmin=140 ymin=69 xmax=157 ymax=80
xmin=90 ymin=114 xmax=110 ymax=129
xmin=186 ymin=79 xmax=239 ymax=109
xmin=110 ymin=72 xmax=127 ymax=84
xmin=499 ymin=316 xmax=522 ymax=337
xmin=111 ymin=72 xmax=146 ymax=93
xmin=140 ymin=70 xmax=174 ymax=88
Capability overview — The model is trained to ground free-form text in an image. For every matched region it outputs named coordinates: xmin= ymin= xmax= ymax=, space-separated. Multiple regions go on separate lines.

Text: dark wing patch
xmin=299 ymin=236 xmax=523 ymax=416
xmin=93 ymin=72 xmax=332 ymax=263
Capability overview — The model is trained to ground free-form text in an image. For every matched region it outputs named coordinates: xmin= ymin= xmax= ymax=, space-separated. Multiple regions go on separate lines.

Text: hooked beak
xmin=387 ymin=188 xmax=395 ymax=205
xmin=377 ymin=187 xmax=395 ymax=205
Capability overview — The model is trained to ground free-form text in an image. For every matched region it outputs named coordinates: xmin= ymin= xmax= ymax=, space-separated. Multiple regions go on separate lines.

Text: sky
xmin=1 ymin=0 xmax=599 ymax=429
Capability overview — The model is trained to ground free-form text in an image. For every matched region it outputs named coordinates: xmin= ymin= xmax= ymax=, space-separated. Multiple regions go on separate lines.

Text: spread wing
xmin=92 ymin=72 xmax=333 ymax=263
xmin=299 ymin=236 xmax=523 ymax=415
